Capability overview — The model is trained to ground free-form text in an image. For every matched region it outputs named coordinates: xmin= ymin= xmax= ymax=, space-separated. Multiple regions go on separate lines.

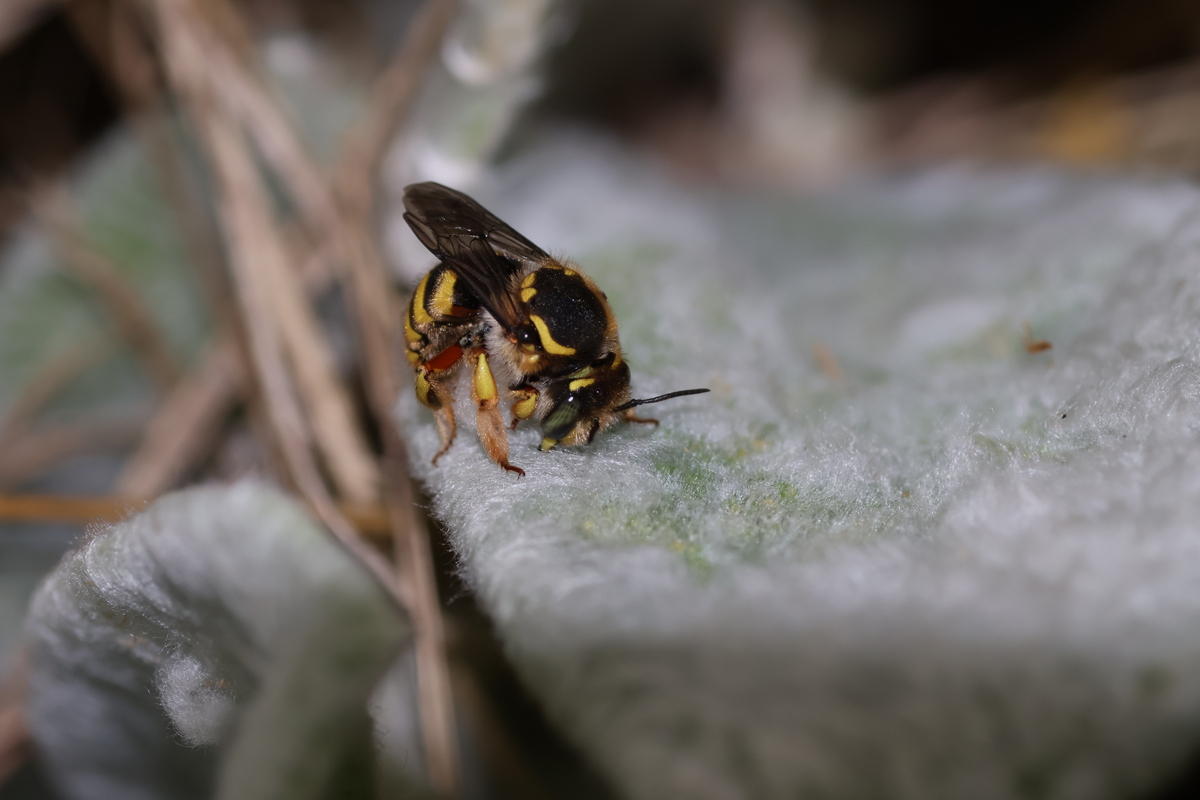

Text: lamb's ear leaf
xmin=404 ymin=152 xmax=1198 ymax=800
xmin=24 ymin=484 xmax=410 ymax=799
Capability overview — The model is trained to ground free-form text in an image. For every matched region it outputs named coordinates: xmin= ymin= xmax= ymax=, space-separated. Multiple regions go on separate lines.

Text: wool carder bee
xmin=401 ymin=182 xmax=708 ymax=475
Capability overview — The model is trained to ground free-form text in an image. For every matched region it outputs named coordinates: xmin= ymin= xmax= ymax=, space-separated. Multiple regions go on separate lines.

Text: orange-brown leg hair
xmin=470 ymin=350 xmax=525 ymax=476
xmin=431 ymin=407 xmax=457 ymax=464
xmin=415 ymin=346 xmax=463 ymax=464
xmin=623 ymin=409 xmax=660 ymax=426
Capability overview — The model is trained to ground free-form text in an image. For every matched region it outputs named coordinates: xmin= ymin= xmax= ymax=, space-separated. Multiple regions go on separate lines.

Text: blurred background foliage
xmin=5 ymin=0 xmax=1200 ymax=798
xmin=6 ymin=0 xmax=1200 ymax=234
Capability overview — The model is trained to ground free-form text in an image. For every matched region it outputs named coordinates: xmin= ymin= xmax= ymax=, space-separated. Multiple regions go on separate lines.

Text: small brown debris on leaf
xmin=1022 ymin=321 xmax=1052 ymax=354
xmin=813 ymin=341 xmax=845 ymax=384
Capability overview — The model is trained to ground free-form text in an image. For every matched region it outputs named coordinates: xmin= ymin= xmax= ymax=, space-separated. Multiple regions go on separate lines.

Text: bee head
xmin=539 ymin=354 xmax=631 ymax=448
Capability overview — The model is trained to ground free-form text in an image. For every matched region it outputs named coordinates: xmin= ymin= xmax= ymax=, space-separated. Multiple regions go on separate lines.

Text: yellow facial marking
xmin=429 ymin=271 xmax=458 ymax=316
xmin=521 ymin=273 xmax=537 ymax=288
xmin=474 ymin=353 xmax=498 ymax=402
xmin=512 ymin=391 xmax=538 ymax=420
xmin=530 ymin=314 xmax=576 ymax=356
xmin=562 ymin=267 xmax=576 ymax=277
xmin=412 ymin=274 xmax=433 ymax=326
xmin=569 ymin=378 xmax=595 ymax=392
xmin=405 ymin=350 xmax=420 ymax=364
xmin=520 ymin=287 xmax=536 ymax=303
xmin=539 ymin=437 xmax=558 ymax=451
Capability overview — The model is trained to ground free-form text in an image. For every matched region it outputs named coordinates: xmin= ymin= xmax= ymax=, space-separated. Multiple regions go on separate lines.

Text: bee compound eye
xmin=516 ymin=326 xmax=539 ymax=348
xmin=541 ymin=393 xmax=581 ymax=440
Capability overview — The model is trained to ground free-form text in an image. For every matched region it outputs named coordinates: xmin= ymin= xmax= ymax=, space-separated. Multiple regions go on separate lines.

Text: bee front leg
xmin=622 ymin=409 xmax=660 ymax=427
xmin=431 ymin=407 xmax=457 ymax=465
xmin=509 ymin=386 xmax=540 ymax=430
xmin=471 ymin=350 xmax=525 ymax=476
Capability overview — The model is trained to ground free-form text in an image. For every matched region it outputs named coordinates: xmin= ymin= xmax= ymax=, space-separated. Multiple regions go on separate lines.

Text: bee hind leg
xmin=431 ymin=407 xmax=457 ymax=464
xmin=471 ymin=350 xmax=525 ymax=476
xmin=414 ymin=346 xmax=462 ymax=465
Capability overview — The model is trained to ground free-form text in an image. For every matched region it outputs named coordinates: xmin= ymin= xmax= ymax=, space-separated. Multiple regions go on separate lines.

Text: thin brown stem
xmin=148 ymin=0 xmax=381 ymax=509
xmin=140 ymin=0 xmax=463 ymax=790
xmin=0 ymin=655 xmax=30 ymax=788
xmin=0 ymin=0 xmax=62 ymax=53
xmin=333 ymin=1 xmax=463 ymax=792
xmin=0 ymin=418 xmax=147 ymax=489
xmin=148 ymin=0 xmax=400 ymax=601
xmin=36 ymin=196 xmax=184 ymax=392
xmin=337 ymin=0 xmax=460 ymax=205
xmin=0 ymin=493 xmax=392 ymax=539
xmin=116 ymin=334 xmax=246 ymax=498
xmin=183 ymin=0 xmax=464 ymax=788
xmin=0 ymin=338 xmax=114 ymax=441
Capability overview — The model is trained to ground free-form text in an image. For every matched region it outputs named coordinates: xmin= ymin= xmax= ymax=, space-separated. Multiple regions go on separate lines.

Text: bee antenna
xmin=613 ymin=388 xmax=710 ymax=412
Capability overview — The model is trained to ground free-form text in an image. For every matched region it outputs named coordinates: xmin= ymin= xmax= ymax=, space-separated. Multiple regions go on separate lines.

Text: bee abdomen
xmin=521 ymin=267 xmax=608 ymax=359
xmin=420 ymin=266 xmax=480 ymax=323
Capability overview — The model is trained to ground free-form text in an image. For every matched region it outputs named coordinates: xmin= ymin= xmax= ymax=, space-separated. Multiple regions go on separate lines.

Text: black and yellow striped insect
xmin=401 ymin=182 xmax=708 ymax=475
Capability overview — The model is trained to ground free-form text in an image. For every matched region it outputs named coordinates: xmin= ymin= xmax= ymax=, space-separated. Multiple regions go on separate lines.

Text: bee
xmin=401 ymin=182 xmax=708 ymax=475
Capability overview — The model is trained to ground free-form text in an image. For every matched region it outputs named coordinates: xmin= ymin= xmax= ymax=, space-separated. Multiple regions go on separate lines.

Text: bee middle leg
xmin=470 ymin=350 xmax=525 ymax=476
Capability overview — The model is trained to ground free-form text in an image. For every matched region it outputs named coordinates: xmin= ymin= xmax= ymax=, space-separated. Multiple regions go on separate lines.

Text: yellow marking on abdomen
xmin=474 ymin=353 xmax=498 ymax=402
xmin=429 ymin=271 xmax=459 ymax=317
xmin=415 ymin=370 xmax=436 ymax=408
xmin=530 ymin=314 xmax=576 ymax=356
xmin=411 ymin=274 xmax=433 ymax=326
xmin=569 ymin=377 xmax=595 ymax=392
xmin=539 ymin=437 xmax=557 ymax=451
xmin=404 ymin=310 xmax=423 ymax=345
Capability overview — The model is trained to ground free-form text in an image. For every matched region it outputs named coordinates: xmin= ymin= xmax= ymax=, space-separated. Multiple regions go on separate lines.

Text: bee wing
xmin=402 ymin=182 xmax=546 ymax=330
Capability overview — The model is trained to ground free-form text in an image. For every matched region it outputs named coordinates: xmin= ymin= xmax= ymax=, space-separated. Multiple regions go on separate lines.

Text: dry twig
xmin=148 ymin=0 xmax=397 ymax=597
xmin=0 ymin=418 xmax=146 ymax=488
xmin=0 ymin=0 xmax=62 ymax=53
xmin=0 ymin=338 xmax=113 ymax=441
xmin=148 ymin=0 xmax=381 ymax=510
xmin=36 ymin=196 xmax=183 ymax=391
xmin=180 ymin=0 xmax=342 ymax=256
xmin=126 ymin=0 xmax=464 ymax=789
xmin=71 ymin=2 xmax=321 ymax=505
xmin=0 ymin=656 xmax=30 ymax=787
xmin=333 ymin=0 xmax=463 ymax=791
xmin=78 ymin=0 xmax=234 ymax=319
xmin=170 ymin=0 xmax=464 ymax=787
xmin=116 ymin=336 xmax=246 ymax=498
xmin=0 ymin=492 xmax=391 ymax=539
